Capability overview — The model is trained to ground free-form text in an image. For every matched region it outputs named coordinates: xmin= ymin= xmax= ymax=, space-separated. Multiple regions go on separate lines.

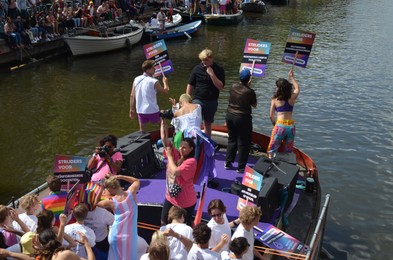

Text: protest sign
xmin=240 ymin=38 xmax=271 ymax=77
xmin=282 ymin=27 xmax=316 ymax=68
xmin=254 ymin=222 xmax=309 ymax=256
xmin=53 ymin=154 xmax=87 ymax=189
xmin=143 ymin=39 xmax=174 ymax=77
xmin=236 ymin=165 xmax=263 ymax=211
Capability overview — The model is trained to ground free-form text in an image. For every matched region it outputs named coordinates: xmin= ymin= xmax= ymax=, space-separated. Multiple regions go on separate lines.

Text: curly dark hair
xmin=99 ymin=134 xmax=118 ymax=147
xmin=192 ymin=223 xmax=211 ymax=245
xmin=273 ymin=78 xmax=293 ymax=101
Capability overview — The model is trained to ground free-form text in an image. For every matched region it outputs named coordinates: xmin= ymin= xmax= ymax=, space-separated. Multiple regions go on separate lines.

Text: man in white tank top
xmin=130 ymin=60 xmax=169 ymax=133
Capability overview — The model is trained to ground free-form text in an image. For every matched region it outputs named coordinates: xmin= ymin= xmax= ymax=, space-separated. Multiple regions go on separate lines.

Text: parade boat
xmin=63 ymin=21 xmax=144 ymax=56
xmin=145 ymin=20 xmax=202 ymax=40
xmin=8 ymin=125 xmax=330 ymax=260
xmin=204 ymin=10 xmax=244 ymax=25
xmin=239 ymin=0 xmax=268 ymax=13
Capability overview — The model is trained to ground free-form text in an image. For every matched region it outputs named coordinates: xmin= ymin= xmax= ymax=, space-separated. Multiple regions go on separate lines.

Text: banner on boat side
xmin=282 ymin=27 xmax=316 ymax=68
xmin=237 ymin=165 xmax=263 ymax=210
xmin=143 ymin=39 xmax=174 ymax=77
xmin=254 ymin=222 xmax=309 ymax=256
xmin=53 ymin=154 xmax=87 ymax=189
xmin=240 ymin=38 xmax=271 ymax=78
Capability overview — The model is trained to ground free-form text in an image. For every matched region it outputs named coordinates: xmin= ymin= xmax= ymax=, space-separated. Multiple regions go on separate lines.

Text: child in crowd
xmin=160 ymin=206 xmax=193 ymax=258
xmin=12 ymin=194 xmax=39 ymax=233
xmin=64 ymin=203 xmax=96 ymax=259
xmin=231 ymin=205 xmax=265 ymax=260
xmin=0 ymin=205 xmax=30 ymax=248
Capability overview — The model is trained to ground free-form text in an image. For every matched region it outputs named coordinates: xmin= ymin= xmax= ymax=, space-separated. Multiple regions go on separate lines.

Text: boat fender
xmin=126 ymin=38 xmax=132 ymax=49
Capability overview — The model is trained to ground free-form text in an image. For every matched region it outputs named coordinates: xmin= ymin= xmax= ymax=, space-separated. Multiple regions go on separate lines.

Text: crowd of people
xmin=0 ymin=0 xmax=146 ymax=50
xmin=0 ymin=47 xmax=300 ymax=259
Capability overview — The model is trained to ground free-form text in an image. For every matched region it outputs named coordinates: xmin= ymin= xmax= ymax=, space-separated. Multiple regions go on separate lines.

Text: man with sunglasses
xmin=87 ymin=134 xmax=123 ymax=182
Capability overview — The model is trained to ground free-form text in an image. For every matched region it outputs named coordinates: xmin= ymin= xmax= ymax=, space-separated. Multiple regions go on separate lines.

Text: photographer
xmin=87 ymin=135 xmax=123 ymax=182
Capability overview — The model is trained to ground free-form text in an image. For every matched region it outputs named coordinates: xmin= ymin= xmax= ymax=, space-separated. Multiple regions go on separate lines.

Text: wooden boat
xmin=239 ymin=0 xmax=268 ymax=13
xmin=146 ymin=20 xmax=202 ymax=40
xmin=204 ymin=10 xmax=244 ymax=25
xmin=8 ymin=125 xmax=330 ymax=259
xmin=63 ymin=22 xmax=144 ymax=56
xmin=144 ymin=13 xmax=183 ymax=33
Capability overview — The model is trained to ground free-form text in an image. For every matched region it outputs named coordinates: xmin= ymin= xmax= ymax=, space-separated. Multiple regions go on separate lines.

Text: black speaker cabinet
xmin=253 ymin=158 xmax=299 ymax=211
xmin=117 ymin=132 xmax=151 ymax=149
xmin=120 ymin=138 xmax=156 ymax=178
xmin=257 ymin=177 xmax=279 ymax=223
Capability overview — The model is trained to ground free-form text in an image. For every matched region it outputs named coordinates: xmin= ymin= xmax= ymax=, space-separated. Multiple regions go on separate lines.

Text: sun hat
xmin=20 ymin=232 xmax=37 ymax=255
xmin=239 ymin=68 xmax=251 ymax=81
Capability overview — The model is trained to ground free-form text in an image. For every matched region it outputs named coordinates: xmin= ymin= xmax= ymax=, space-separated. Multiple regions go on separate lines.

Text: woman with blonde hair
xmin=97 ymin=174 xmax=140 ymax=260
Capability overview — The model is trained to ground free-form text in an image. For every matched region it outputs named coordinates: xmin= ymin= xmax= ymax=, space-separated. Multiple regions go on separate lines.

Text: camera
xmin=159 ymin=109 xmax=174 ymax=120
xmin=98 ymin=146 xmax=110 ymax=158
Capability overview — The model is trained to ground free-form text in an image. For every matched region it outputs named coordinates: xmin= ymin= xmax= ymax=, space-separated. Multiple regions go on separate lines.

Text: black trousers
xmin=225 ymin=112 xmax=252 ymax=170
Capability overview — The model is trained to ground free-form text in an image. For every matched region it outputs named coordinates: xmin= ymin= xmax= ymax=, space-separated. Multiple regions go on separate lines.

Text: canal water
xmin=1 ymin=0 xmax=392 ymax=258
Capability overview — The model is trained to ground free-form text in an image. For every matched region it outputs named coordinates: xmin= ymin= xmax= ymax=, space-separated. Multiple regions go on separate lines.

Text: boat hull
xmin=63 ymin=25 xmax=144 ymax=56
xmin=146 ymin=20 xmax=202 ymax=40
xmin=204 ymin=11 xmax=244 ymax=25
xmin=240 ymin=1 xmax=267 ymax=13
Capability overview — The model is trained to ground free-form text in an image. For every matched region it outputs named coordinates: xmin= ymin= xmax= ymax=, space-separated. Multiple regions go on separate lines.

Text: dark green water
xmin=1 ymin=0 xmax=393 ymax=258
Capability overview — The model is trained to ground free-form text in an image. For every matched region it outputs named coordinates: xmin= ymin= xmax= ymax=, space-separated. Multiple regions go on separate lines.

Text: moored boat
xmin=144 ymin=13 xmax=183 ymax=33
xmin=204 ymin=10 xmax=244 ymax=25
xmin=63 ymin=22 xmax=144 ymax=56
xmin=145 ymin=20 xmax=202 ymax=40
xmin=8 ymin=125 xmax=330 ymax=259
xmin=240 ymin=0 xmax=268 ymax=13
xmin=173 ymin=7 xmax=205 ymax=23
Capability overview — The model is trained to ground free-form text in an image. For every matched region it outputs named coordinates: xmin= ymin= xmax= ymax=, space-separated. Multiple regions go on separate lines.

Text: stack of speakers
xmin=253 ymin=157 xmax=299 ymax=223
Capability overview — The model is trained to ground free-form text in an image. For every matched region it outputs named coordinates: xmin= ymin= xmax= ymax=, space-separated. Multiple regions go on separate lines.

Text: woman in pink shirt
xmin=160 ymin=119 xmax=197 ymax=227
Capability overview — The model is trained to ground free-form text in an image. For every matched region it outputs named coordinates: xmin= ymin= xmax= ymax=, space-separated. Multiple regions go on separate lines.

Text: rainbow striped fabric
xmin=41 ymin=191 xmax=68 ymax=227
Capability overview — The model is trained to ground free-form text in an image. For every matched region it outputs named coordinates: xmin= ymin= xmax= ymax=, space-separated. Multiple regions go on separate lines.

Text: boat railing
xmin=7 ymin=182 xmax=49 ymax=209
xmin=305 ymin=194 xmax=331 ymax=260
xmin=254 ymin=194 xmax=331 ymax=259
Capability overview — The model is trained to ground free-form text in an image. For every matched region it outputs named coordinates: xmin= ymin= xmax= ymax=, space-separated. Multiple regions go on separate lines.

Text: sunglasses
xmin=210 ymin=213 xmax=223 ymax=218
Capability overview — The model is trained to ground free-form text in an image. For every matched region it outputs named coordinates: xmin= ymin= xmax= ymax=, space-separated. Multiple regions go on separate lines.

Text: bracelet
xmin=178 ymin=234 xmax=182 ymax=240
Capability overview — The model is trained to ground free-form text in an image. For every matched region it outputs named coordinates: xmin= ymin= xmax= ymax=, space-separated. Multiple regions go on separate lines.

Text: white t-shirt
xmin=231 ymin=224 xmax=255 ymax=260
xmin=12 ymin=213 xmax=38 ymax=233
xmin=84 ymin=207 xmax=114 ymax=242
xmin=138 ymin=236 xmax=149 ymax=260
xmin=221 ymin=250 xmax=242 ymax=260
xmin=160 ymin=223 xmax=193 ymax=258
xmin=64 ymin=223 xmax=96 ymax=259
xmin=207 ymin=214 xmax=231 ymax=253
xmin=187 ymin=244 xmax=222 ymax=260
xmin=133 ymin=74 xmax=159 ymax=114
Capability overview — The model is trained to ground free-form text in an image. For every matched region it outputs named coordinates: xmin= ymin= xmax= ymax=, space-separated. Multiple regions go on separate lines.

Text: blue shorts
xmin=193 ymin=99 xmax=217 ymax=123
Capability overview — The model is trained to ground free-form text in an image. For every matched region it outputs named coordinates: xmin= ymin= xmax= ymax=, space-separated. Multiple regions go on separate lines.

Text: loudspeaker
xmin=120 ymin=138 xmax=156 ymax=178
xmin=257 ymin=177 xmax=279 ymax=223
xmin=117 ymin=132 xmax=151 ymax=149
xmin=253 ymin=158 xmax=299 ymax=211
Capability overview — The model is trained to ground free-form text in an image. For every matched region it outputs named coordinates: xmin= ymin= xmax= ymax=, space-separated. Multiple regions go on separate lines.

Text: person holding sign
xmin=130 ymin=59 xmax=170 ymax=133
xmin=267 ymin=68 xmax=300 ymax=157
xmin=186 ymin=48 xmax=225 ymax=137
xmin=225 ymin=68 xmax=257 ymax=173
